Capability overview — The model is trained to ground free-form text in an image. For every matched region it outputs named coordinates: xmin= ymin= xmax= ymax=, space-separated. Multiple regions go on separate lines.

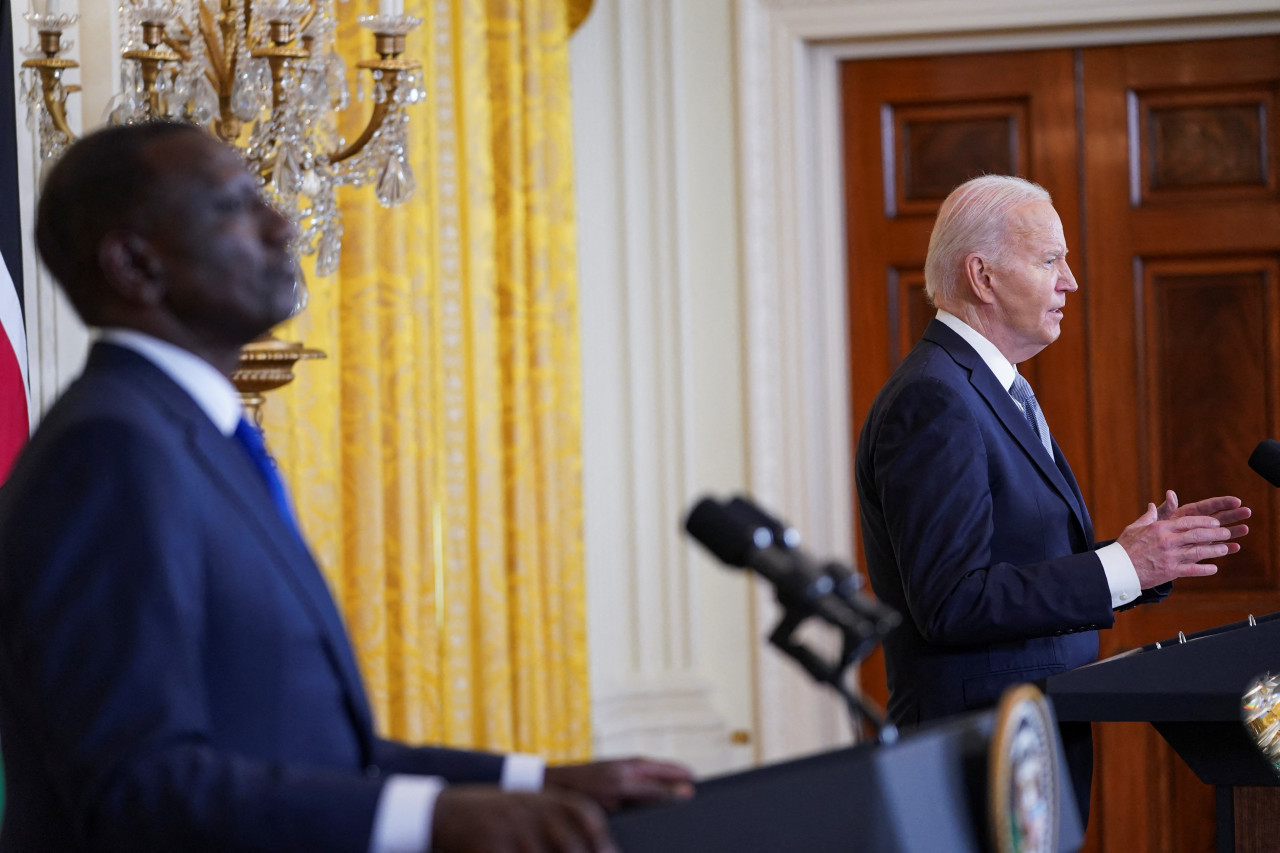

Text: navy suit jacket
xmin=855 ymin=320 xmax=1164 ymax=727
xmin=0 ymin=343 xmax=504 ymax=851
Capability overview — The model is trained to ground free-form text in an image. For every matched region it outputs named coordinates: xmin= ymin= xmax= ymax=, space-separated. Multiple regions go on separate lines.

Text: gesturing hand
xmin=1154 ymin=490 xmax=1251 ymax=538
xmin=432 ymin=786 xmax=616 ymax=853
xmin=1118 ymin=494 xmax=1247 ymax=590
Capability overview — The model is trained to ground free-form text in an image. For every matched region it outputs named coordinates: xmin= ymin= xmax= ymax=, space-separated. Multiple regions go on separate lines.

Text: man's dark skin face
xmin=99 ymin=132 xmax=299 ymax=376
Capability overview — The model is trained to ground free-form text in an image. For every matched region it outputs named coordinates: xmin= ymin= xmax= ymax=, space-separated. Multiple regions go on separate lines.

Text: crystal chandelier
xmin=21 ymin=0 xmax=424 ymax=280
xmin=21 ymin=0 xmax=424 ymax=420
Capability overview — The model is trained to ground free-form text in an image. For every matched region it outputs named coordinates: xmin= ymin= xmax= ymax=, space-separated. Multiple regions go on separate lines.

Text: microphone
xmin=1249 ymin=440 xmax=1280 ymax=487
xmin=684 ymin=498 xmax=871 ymax=635
xmin=818 ymin=560 xmax=900 ymax=634
xmin=724 ymin=495 xmax=900 ymax=634
xmin=724 ymin=496 xmax=800 ymax=549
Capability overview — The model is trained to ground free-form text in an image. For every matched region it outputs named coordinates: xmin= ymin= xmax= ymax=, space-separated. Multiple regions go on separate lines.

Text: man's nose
xmin=1061 ymin=262 xmax=1079 ymax=291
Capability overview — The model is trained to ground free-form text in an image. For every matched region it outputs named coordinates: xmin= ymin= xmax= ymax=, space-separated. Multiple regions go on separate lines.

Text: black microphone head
xmin=685 ymin=498 xmax=758 ymax=567
xmin=726 ymin=495 xmax=800 ymax=548
xmin=1249 ymin=440 xmax=1280 ymax=487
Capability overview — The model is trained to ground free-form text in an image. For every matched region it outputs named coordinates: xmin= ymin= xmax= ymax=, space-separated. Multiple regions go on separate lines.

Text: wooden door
xmin=841 ymin=35 xmax=1280 ymax=853
xmin=1080 ymin=36 xmax=1280 ymax=853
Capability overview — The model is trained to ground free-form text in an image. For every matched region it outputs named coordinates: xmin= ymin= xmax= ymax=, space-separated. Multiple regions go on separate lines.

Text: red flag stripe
xmin=0 ymin=260 xmax=28 ymax=479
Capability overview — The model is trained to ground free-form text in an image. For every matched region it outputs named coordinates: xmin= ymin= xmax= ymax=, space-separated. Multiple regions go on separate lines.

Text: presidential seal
xmin=989 ymin=684 xmax=1060 ymax=853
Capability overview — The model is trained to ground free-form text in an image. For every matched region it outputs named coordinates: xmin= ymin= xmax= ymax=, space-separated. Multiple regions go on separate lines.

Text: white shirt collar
xmin=96 ymin=328 xmax=244 ymax=437
xmin=934 ymin=309 xmax=1019 ymax=392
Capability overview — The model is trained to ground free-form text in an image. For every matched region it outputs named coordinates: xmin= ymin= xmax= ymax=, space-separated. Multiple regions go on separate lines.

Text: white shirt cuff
xmin=368 ymin=755 xmax=545 ymax=853
xmin=368 ymin=774 xmax=445 ymax=853
xmin=1098 ymin=541 xmax=1142 ymax=608
xmin=501 ymin=752 xmax=545 ymax=791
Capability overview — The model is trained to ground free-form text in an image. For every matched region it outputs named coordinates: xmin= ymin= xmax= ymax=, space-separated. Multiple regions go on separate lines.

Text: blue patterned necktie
xmin=1009 ymin=374 xmax=1054 ymax=459
xmin=233 ymin=416 xmax=298 ymax=532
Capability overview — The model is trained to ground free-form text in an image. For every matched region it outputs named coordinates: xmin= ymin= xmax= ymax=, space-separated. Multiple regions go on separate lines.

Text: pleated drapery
xmin=268 ymin=0 xmax=592 ymax=762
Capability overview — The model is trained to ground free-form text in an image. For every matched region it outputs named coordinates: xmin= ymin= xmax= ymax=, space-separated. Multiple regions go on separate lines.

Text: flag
xmin=0 ymin=0 xmax=30 ymax=480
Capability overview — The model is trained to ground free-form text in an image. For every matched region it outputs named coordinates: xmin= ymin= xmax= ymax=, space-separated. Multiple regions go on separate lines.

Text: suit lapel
xmin=923 ymin=321 xmax=1092 ymax=540
xmin=186 ymin=425 xmax=378 ymax=745
xmin=88 ymin=344 xmax=378 ymax=751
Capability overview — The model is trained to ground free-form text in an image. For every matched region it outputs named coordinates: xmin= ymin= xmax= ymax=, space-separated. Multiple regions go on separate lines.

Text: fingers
xmin=1163 ymin=526 xmax=1233 ymax=578
xmin=1129 ymin=503 xmax=1158 ymax=529
xmin=1168 ymin=515 xmax=1228 ymax=534
xmin=1172 ymin=562 xmax=1219 ymax=578
xmin=1213 ymin=507 xmax=1252 ymax=529
xmin=547 ymin=758 xmax=695 ymax=811
xmin=1120 ymin=511 xmax=1239 ymax=588
xmin=1158 ymin=495 xmax=1250 ymax=542
xmin=1175 ymin=495 xmax=1245 ymax=518
xmin=1156 ymin=490 xmax=1178 ymax=521
xmin=615 ymin=761 xmax=696 ymax=804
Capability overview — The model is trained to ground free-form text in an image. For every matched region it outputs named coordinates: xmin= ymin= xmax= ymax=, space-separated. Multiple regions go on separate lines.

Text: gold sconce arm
xmin=328 ymin=63 xmax=420 ymax=165
xmin=22 ymin=57 xmax=78 ymax=142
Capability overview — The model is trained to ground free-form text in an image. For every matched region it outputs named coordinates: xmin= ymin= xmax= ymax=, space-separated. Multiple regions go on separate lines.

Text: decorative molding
xmin=593 ymin=676 xmax=738 ymax=771
xmin=734 ymin=0 xmax=1280 ymax=762
xmin=573 ymin=0 xmax=751 ymax=774
xmin=754 ymin=0 xmax=1280 ymax=39
xmin=9 ymin=0 xmax=91 ymax=426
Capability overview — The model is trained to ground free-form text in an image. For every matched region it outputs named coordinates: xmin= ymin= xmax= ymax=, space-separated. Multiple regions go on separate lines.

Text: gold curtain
xmin=269 ymin=0 xmax=591 ymax=762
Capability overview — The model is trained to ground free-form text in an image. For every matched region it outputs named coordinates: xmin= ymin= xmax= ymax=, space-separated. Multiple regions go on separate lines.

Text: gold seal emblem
xmin=989 ymin=684 xmax=1060 ymax=853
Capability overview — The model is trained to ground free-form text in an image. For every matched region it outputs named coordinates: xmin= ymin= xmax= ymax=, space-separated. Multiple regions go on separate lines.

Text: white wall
xmin=570 ymin=0 xmax=774 ymax=775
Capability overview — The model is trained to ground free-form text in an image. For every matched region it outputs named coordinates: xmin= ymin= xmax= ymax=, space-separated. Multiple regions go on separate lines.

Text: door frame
xmin=734 ymin=0 xmax=1280 ymax=762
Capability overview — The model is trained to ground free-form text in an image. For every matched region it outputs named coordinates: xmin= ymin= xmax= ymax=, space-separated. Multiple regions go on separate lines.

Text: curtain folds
xmin=269 ymin=0 xmax=590 ymax=763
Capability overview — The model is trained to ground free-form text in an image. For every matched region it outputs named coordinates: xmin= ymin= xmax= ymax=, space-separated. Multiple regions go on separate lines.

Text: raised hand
xmin=1118 ymin=498 xmax=1241 ymax=589
xmin=1154 ymin=490 xmax=1251 ymax=541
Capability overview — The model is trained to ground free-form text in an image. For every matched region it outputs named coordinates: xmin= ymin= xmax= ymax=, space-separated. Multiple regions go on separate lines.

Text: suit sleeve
xmin=864 ymin=377 xmax=1115 ymax=647
xmin=0 ymin=421 xmax=384 ymax=852
xmin=372 ymin=737 xmax=505 ymax=783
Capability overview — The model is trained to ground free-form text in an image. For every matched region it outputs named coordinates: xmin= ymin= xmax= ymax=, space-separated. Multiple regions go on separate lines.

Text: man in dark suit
xmin=0 ymin=122 xmax=692 ymax=852
xmin=854 ymin=174 xmax=1250 ymax=822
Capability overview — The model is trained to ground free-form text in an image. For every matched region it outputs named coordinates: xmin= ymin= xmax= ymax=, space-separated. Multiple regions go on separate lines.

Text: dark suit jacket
xmin=0 ymin=343 xmax=504 ymax=852
xmin=855 ymin=319 xmax=1164 ymax=727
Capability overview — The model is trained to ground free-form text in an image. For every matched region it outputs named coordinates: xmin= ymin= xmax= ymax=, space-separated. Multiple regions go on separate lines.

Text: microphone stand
xmin=766 ymin=589 xmax=898 ymax=745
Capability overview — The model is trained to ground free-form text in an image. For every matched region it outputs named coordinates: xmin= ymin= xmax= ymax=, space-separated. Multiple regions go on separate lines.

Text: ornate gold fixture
xmin=21 ymin=0 xmax=422 ymax=408
xmin=1243 ymin=671 xmax=1280 ymax=775
xmin=234 ymin=337 xmax=325 ymax=426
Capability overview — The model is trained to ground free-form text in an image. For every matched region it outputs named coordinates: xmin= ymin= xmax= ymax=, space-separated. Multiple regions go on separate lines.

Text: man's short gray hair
xmin=923 ymin=175 xmax=1052 ymax=308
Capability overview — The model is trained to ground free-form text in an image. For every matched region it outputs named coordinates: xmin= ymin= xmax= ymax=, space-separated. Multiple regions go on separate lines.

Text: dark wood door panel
xmin=1141 ymin=258 xmax=1280 ymax=593
xmin=1084 ymin=35 xmax=1280 ymax=853
xmin=1082 ymin=35 xmax=1280 ymax=601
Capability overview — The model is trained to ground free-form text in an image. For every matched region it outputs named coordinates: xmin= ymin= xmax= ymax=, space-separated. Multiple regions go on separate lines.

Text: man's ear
xmin=965 ymin=253 xmax=997 ymax=305
xmin=98 ymin=232 xmax=164 ymax=306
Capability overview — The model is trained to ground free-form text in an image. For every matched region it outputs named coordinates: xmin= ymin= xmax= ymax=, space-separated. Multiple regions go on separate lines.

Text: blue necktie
xmin=1009 ymin=374 xmax=1054 ymax=459
xmin=233 ymin=416 xmax=298 ymax=531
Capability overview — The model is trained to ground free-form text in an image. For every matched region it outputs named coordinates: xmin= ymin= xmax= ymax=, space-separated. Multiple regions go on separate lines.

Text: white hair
xmin=923 ymin=175 xmax=1052 ymax=308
